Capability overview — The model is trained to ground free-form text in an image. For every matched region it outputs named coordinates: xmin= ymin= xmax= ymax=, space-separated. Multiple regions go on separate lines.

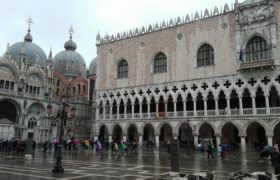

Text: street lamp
xmin=47 ymin=95 xmax=76 ymax=173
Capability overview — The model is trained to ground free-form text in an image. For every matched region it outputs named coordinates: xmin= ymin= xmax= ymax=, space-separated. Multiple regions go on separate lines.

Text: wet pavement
xmin=0 ymin=148 xmax=274 ymax=180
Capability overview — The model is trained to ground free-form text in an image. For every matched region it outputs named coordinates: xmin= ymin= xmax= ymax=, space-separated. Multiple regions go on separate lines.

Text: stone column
xmin=173 ymin=133 xmax=178 ymax=140
xmin=215 ymin=98 xmax=219 ymax=116
xmin=238 ymin=96 xmax=243 ymax=115
xmin=267 ymin=135 xmax=273 ymax=146
xmin=96 ymin=106 xmax=99 ymax=120
xmin=155 ymin=135 xmax=159 ymax=150
xmin=103 ymin=106 xmax=106 ymax=120
xmin=226 ymin=97 xmax=231 ymax=115
xmin=193 ymin=134 xmax=199 ymax=148
xmin=124 ymin=103 xmax=127 ymax=119
xmin=173 ymin=100 xmax=177 ymax=117
xmin=94 ymin=135 xmax=99 ymax=141
xmin=265 ymin=95 xmax=270 ymax=114
xmin=156 ymin=101 xmax=159 ymax=117
xmin=117 ymin=104 xmax=120 ymax=119
xmin=139 ymin=102 xmax=143 ymax=118
xmin=109 ymin=135 xmax=112 ymax=143
xmin=252 ymin=95 xmax=256 ymax=115
xmin=109 ymin=104 xmax=112 ymax=119
xmin=203 ymin=98 xmax=207 ymax=116
xmin=183 ymin=100 xmax=186 ymax=117
xmin=216 ymin=135 xmax=221 ymax=147
xmin=240 ymin=136 xmax=246 ymax=152
xmin=139 ymin=135 xmax=143 ymax=147
xmin=123 ymin=135 xmax=127 ymax=142
xmin=132 ymin=103 xmax=135 ymax=118
xmin=193 ymin=98 xmax=197 ymax=116
xmin=164 ymin=101 xmax=167 ymax=116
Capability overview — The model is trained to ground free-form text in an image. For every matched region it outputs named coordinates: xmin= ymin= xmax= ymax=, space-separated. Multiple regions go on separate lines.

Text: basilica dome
xmin=89 ymin=57 xmax=97 ymax=76
xmin=9 ymin=29 xmax=47 ymax=68
xmin=53 ymin=31 xmax=86 ymax=77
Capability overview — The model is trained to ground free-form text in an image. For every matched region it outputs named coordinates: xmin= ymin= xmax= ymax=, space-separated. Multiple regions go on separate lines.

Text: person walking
xmin=207 ymin=143 xmax=214 ymax=159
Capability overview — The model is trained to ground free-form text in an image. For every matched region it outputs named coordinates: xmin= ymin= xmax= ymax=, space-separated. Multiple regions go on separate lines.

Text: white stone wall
xmin=96 ymin=13 xmax=237 ymax=91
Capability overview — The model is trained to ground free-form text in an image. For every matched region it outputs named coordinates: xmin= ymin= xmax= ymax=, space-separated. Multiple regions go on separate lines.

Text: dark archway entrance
xmin=273 ymin=123 xmax=280 ymax=145
xmin=159 ymin=124 xmax=172 ymax=149
xmin=221 ymin=123 xmax=240 ymax=150
xmin=112 ymin=124 xmax=122 ymax=143
xmin=179 ymin=123 xmax=193 ymax=148
xmin=127 ymin=124 xmax=138 ymax=142
xmin=0 ymin=100 xmax=18 ymax=122
xmin=199 ymin=123 xmax=215 ymax=150
xmin=99 ymin=125 xmax=108 ymax=143
xmin=246 ymin=122 xmax=266 ymax=151
xmin=143 ymin=124 xmax=155 ymax=148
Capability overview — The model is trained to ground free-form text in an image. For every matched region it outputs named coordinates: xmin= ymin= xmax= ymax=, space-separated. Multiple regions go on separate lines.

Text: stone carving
xmin=239 ymin=5 xmax=273 ymax=25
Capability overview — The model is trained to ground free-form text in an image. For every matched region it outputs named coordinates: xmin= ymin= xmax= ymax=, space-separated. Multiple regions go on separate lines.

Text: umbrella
xmin=263 ymin=145 xmax=275 ymax=153
xmin=67 ymin=139 xmax=72 ymax=144
xmin=260 ymin=145 xmax=275 ymax=158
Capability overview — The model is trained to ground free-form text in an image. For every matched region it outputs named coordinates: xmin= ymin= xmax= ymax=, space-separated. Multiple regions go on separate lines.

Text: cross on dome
xmin=69 ymin=26 xmax=74 ymax=39
xmin=26 ymin=17 xmax=33 ymax=30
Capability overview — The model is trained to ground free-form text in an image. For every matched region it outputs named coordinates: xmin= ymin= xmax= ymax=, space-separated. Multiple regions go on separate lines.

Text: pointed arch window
xmin=245 ymin=36 xmax=270 ymax=62
xmin=154 ymin=52 xmax=167 ymax=74
xmin=117 ymin=59 xmax=128 ymax=79
xmin=197 ymin=44 xmax=214 ymax=67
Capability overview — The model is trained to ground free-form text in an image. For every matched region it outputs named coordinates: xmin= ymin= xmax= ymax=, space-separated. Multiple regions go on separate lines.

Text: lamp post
xmin=47 ymin=95 xmax=76 ymax=173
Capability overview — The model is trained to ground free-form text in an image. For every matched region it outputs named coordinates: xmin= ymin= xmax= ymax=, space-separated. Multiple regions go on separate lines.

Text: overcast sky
xmin=0 ymin=0 xmax=236 ymax=67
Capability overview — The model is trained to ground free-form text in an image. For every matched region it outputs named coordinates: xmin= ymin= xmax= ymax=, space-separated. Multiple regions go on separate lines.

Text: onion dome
xmin=53 ymin=26 xmax=87 ymax=77
xmin=89 ymin=57 xmax=97 ymax=76
xmin=8 ymin=18 xmax=47 ymax=68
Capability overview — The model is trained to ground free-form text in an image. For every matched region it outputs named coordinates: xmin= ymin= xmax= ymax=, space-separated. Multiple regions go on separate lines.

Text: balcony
xmin=97 ymin=107 xmax=280 ymax=121
xmin=239 ymin=59 xmax=274 ymax=71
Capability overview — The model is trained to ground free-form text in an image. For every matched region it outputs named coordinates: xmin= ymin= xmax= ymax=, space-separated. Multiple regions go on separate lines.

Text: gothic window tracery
xmin=197 ymin=44 xmax=214 ymax=67
xmin=154 ymin=52 xmax=167 ymax=74
xmin=245 ymin=36 xmax=270 ymax=62
xmin=117 ymin=59 xmax=128 ymax=79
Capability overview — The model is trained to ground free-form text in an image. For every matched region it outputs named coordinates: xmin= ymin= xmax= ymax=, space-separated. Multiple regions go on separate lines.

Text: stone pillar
xmin=252 ymin=95 xmax=256 ymax=115
xmin=123 ymin=135 xmax=127 ymax=142
xmin=267 ymin=135 xmax=273 ymax=146
xmin=103 ymin=106 xmax=106 ymax=120
xmin=215 ymin=98 xmax=219 ymax=116
xmin=203 ymin=98 xmax=207 ymax=116
xmin=94 ymin=135 xmax=99 ymax=141
xmin=96 ymin=106 xmax=99 ymax=120
xmin=124 ymin=103 xmax=127 ymax=119
xmin=117 ymin=104 xmax=120 ymax=119
xmin=173 ymin=100 xmax=177 ymax=117
xmin=155 ymin=135 xmax=159 ymax=150
xmin=156 ymin=102 xmax=159 ymax=117
xmin=109 ymin=135 xmax=112 ymax=143
xmin=139 ymin=135 xmax=143 ymax=147
xmin=183 ymin=100 xmax=186 ymax=117
xmin=193 ymin=134 xmax=199 ymax=148
xmin=132 ymin=103 xmax=135 ymax=118
xmin=240 ymin=136 xmax=246 ymax=152
xmin=148 ymin=102 xmax=151 ymax=118
xmin=226 ymin=97 xmax=231 ymax=115
xmin=193 ymin=98 xmax=197 ymax=116
xmin=139 ymin=103 xmax=143 ymax=118
xmin=109 ymin=105 xmax=112 ymax=119
xmin=238 ymin=96 xmax=243 ymax=115
xmin=216 ymin=135 xmax=221 ymax=147
xmin=265 ymin=95 xmax=270 ymax=114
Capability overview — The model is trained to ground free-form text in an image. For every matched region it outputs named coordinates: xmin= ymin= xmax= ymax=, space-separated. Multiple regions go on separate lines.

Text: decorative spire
xmin=47 ymin=47 xmax=53 ymax=64
xmin=26 ymin=17 xmax=33 ymax=31
xmin=24 ymin=17 xmax=33 ymax=42
xmin=64 ymin=26 xmax=77 ymax=51
xmin=69 ymin=25 xmax=74 ymax=40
